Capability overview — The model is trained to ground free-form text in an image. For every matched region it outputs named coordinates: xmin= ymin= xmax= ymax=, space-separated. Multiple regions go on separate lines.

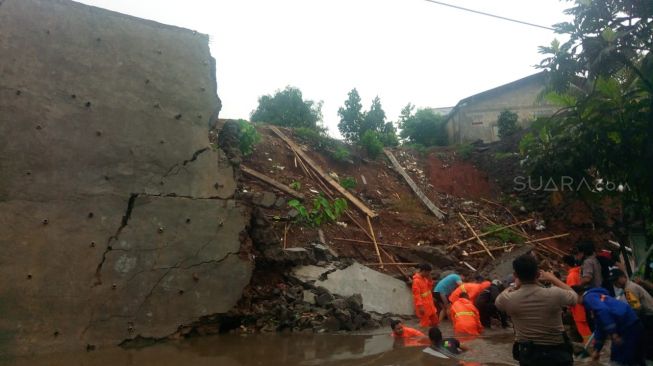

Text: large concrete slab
xmin=0 ymin=0 xmax=250 ymax=356
xmin=292 ymin=263 xmax=414 ymax=316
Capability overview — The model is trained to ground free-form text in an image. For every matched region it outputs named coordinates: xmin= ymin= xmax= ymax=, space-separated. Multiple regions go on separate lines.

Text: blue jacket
xmin=583 ymin=287 xmax=640 ymax=351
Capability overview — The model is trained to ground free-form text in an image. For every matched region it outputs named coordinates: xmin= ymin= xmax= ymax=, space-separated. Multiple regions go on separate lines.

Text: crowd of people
xmin=390 ymin=241 xmax=653 ymax=366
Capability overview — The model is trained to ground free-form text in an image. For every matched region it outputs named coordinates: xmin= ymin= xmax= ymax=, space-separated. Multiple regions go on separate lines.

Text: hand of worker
xmin=611 ymin=333 xmax=622 ymax=346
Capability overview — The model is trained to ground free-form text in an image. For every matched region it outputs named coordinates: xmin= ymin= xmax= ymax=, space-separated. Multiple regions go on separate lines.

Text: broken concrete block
xmin=291 ymin=262 xmax=413 ymax=315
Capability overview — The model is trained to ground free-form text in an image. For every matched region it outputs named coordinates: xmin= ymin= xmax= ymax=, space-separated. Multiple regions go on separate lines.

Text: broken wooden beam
xmin=241 ymin=165 xmax=305 ymax=200
xmin=458 ymin=213 xmax=495 ymax=259
xmin=525 ymin=233 xmax=570 ymax=244
xmin=383 ymin=148 xmax=445 ymax=219
xmin=269 ymin=126 xmax=377 ymax=217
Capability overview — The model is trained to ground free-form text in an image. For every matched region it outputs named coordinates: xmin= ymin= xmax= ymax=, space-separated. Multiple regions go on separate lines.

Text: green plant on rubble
xmin=331 ymin=146 xmax=351 ymax=163
xmin=456 ymin=143 xmax=474 ymax=160
xmin=482 ymin=224 xmax=525 ymax=244
xmin=287 ymin=195 xmax=348 ymax=227
xmin=237 ymin=119 xmax=260 ymax=156
xmin=340 ymin=177 xmax=357 ymax=190
xmin=289 ymin=181 xmax=301 ymax=191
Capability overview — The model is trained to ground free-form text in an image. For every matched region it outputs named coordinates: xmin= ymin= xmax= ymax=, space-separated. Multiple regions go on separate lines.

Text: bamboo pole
xmin=366 ymin=215 xmax=383 ymax=269
xmin=467 ymin=244 xmax=515 ymax=255
xmin=283 ymin=223 xmax=289 ymax=249
xmin=458 ymin=213 xmax=495 ymax=259
xmin=332 ymin=237 xmax=406 ymax=249
xmin=447 ymin=218 xmax=534 ymax=249
xmin=525 ymin=233 xmax=570 ymax=244
xmin=480 ymin=197 xmax=528 ymax=235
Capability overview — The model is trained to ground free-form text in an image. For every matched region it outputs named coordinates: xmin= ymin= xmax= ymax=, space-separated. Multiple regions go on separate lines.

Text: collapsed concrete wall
xmin=0 ymin=0 xmax=251 ymax=356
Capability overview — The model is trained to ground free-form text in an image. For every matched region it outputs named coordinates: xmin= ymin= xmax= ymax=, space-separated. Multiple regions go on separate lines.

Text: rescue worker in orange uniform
xmin=450 ymin=292 xmax=483 ymax=338
xmin=390 ymin=319 xmax=426 ymax=339
xmin=449 ymin=279 xmax=491 ymax=304
xmin=412 ymin=263 xmax=439 ymax=328
xmin=562 ymin=254 xmax=592 ymax=342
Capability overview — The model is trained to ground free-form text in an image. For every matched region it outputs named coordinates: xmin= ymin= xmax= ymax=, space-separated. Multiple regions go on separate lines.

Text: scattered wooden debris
xmin=447 ymin=218 xmax=534 ymax=249
xmin=383 ymin=149 xmax=445 ymax=219
xmin=270 ymin=126 xmax=377 ymax=218
xmin=241 ymin=165 xmax=305 ymax=200
xmin=459 ymin=213 xmax=495 ymax=259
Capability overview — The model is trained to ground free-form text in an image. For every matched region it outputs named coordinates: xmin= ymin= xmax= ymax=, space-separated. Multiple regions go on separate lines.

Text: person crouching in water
xmin=424 ymin=326 xmax=469 ymax=358
xmin=576 ymin=285 xmax=646 ymax=365
xmin=390 ymin=319 xmax=425 ymax=339
xmin=412 ymin=263 xmax=439 ymax=327
xmin=450 ymin=292 xmax=483 ymax=339
xmin=474 ymin=279 xmax=508 ymax=329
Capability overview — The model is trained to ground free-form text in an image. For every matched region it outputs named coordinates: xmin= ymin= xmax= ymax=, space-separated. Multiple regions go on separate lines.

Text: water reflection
xmin=4 ymin=323 xmax=539 ymax=366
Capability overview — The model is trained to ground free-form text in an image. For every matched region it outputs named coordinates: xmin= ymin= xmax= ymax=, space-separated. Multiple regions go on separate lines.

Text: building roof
xmin=445 ymin=72 xmax=548 ymax=121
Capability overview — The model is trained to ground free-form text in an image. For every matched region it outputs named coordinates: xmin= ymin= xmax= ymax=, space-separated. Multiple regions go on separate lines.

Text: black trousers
xmin=477 ymin=302 xmax=508 ymax=328
xmin=514 ymin=341 xmax=573 ymax=366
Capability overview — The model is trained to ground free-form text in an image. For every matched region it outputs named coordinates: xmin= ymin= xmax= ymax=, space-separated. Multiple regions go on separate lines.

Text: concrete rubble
xmin=291 ymin=262 xmax=414 ymax=316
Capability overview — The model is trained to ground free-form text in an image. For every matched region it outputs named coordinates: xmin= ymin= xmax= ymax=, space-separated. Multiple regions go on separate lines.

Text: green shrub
xmin=237 ymin=119 xmax=260 ymax=155
xmin=497 ymin=110 xmax=521 ymax=139
xmin=360 ymin=130 xmax=383 ymax=158
xmin=482 ymin=224 xmax=525 ymax=244
xmin=287 ymin=195 xmax=348 ymax=227
xmin=456 ymin=143 xmax=474 ymax=160
xmin=340 ymin=177 xmax=357 ymax=190
xmin=331 ymin=147 xmax=351 ymax=162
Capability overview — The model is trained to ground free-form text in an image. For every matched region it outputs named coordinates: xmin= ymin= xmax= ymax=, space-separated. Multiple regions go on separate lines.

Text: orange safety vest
xmin=450 ymin=298 xmax=482 ymax=336
xmin=449 ymin=281 xmax=491 ymax=303
xmin=412 ymin=273 xmax=436 ymax=314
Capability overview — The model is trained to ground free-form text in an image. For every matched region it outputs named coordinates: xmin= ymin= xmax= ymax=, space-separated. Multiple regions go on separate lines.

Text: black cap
xmin=609 ymin=268 xmax=626 ymax=282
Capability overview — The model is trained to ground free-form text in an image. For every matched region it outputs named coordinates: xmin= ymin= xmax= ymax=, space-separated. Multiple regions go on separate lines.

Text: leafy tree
xmin=399 ymin=108 xmax=448 ymax=146
xmin=361 ymin=96 xmax=386 ymax=135
xmin=497 ymin=110 xmax=520 ymax=139
xmin=380 ymin=121 xmax=399 ymax=147
xmin=251 ymin=86 xmax=323 ymax=130
xmin=524 ymin=0 xmax=653 ymax=249
xmin=360 ymin=130 xmax=384 ymax=158
xmin=337 ymin=88 xmax=364 ymax=142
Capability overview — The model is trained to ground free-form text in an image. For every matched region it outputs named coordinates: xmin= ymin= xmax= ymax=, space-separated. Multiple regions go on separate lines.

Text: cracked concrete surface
xmin=0 ymin=0 xmax=251 ymax=356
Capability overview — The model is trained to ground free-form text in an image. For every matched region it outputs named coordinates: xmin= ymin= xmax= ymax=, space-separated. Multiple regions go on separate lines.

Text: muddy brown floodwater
xmin=4 ymin=322 xmax=608 ymax=366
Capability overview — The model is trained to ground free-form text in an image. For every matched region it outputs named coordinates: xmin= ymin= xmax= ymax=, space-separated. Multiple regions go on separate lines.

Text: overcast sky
xmin=75 ymin=0 xmax=571 ymax=137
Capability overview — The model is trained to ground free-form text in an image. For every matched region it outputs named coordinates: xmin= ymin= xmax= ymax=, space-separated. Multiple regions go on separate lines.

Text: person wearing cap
xmin=610 ymin=268 xmax=653 ymax=363
xmin=610 ymin=268 xmax=653 ymax=315
xmin=474 ymin=279 xmax=508 ymax=329
xmin=576 ymin=285 xmax=646 ymax=365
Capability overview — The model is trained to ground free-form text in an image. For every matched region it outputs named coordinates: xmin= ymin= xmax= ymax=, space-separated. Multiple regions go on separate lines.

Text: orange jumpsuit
xmin=450 ymin=297 xmax=483 ymax=337
xmin=412 ymin=273 xmax=439 ymax=327
xmin=566 ymin=266 xmax=592 ymax=338
xmin=448 ymin=281 xmax=491 ymax=304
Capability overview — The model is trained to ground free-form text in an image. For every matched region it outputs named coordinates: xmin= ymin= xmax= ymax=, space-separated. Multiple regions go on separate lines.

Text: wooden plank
xmin=383 ymin=149 xmax=445 ymax=219
xmin=366 ymin=216 xmax=383 ymax=268
xmin=241 ymin=165 xmax=305 ymax=200
xmin=269 ymin=126 xmax=377 ymax=217
xmin=525 ymin=233 xmax=570 ymax=244
xmin=459 ymin=213 xmax=495 ymax=259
